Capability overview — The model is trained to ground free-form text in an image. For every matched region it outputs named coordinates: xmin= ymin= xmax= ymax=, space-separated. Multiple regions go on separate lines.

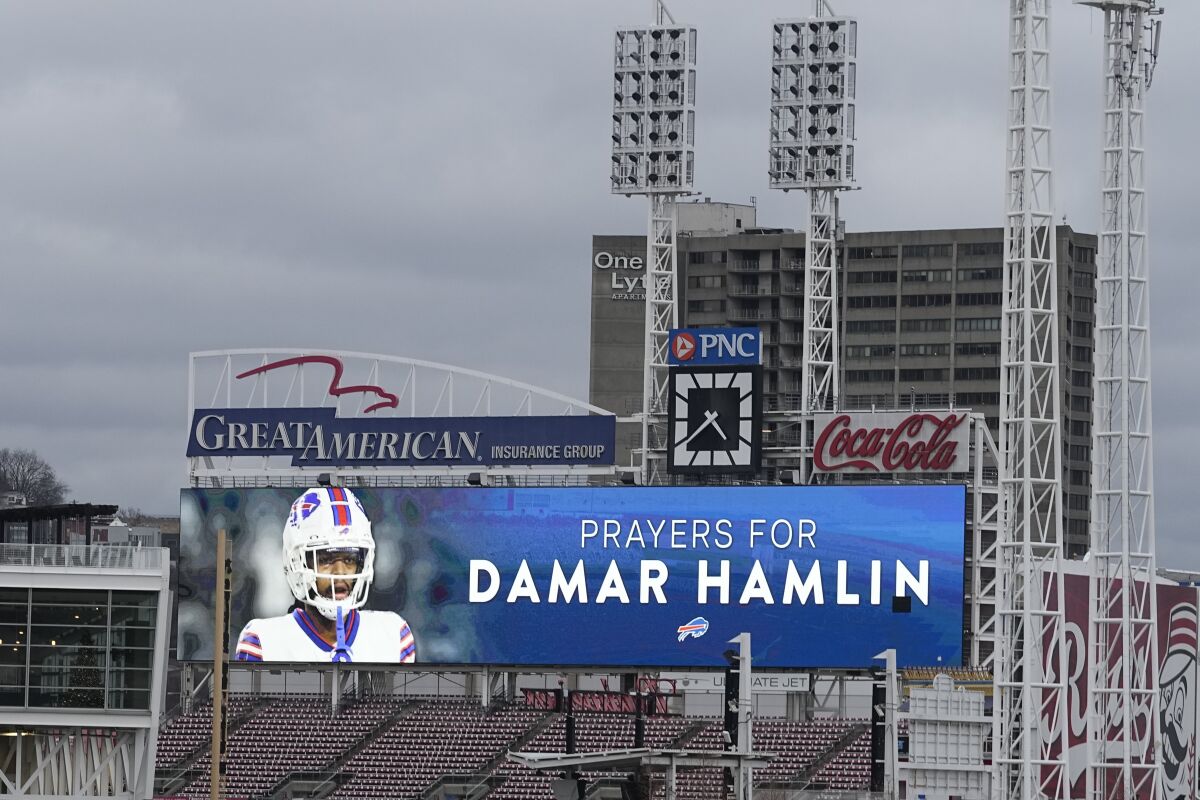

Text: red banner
xmin=1158 ymin=584 xmax=1197 ymax=800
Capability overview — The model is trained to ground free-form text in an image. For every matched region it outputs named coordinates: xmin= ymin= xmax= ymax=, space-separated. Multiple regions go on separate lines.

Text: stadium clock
xmin=667 ymin=366 xmax=762 ymax=475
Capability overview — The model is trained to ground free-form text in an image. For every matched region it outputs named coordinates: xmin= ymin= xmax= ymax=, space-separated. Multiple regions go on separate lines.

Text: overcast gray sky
xmin=1 ymin=2 xmax=1196 ymax=562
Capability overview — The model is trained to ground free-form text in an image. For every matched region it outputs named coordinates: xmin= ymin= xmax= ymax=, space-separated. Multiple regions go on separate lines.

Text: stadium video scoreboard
xmin=178 ymin=484 xmax=966 ymax=669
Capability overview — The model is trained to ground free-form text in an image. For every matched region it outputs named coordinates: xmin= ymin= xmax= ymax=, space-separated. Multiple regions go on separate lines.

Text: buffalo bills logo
xmin=289 ymin=492 xmax=323 ymax=526
xmin=677 ymin=617 xmax=709 ymax=642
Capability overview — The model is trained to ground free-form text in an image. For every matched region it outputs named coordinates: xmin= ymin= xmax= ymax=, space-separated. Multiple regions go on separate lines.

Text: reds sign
xmin=812 ymin=412 xmax=970 ymax=474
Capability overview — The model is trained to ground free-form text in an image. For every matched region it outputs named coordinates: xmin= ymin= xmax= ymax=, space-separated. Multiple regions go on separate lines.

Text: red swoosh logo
xmin=235 ymin=355 xmax=399 ymax=414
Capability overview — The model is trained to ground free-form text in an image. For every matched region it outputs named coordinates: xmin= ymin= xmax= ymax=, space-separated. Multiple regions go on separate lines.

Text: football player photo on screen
xmin=234 ymin=486 xmax=417 ymax=663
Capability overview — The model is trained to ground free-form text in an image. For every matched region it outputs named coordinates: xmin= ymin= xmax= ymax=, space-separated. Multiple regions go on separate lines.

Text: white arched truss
xmin=187 ymin=349 xmax=617 ymax=487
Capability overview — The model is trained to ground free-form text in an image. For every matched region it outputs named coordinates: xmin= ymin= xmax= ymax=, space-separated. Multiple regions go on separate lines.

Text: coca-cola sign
xmin=813 ymin=412 xmax=970 ymax=473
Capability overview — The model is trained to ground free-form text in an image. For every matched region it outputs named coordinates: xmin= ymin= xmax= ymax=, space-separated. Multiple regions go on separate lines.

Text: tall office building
xmin=590 ymin=200 xmax=1096 ymax=554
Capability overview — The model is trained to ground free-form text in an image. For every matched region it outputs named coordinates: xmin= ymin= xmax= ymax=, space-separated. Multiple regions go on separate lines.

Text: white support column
xmin=1076 ymin=3 xmax=1163 ymax=799
xmin=993 ymin=3 xmax=1071 ymax=800
xmin=769 ymin=2 xmax=857 ymax=488
xmin=801 ymin=189 xmax=840 ymax=413
xmin=642 ymin=194 xmax=680 ymax=485
xmin=970 ymin=415 xmax=1002 ymax=668
xmin=612 ymin=2 xmax=696 ymax=486
xmin=874 ymin=648 xmax=900 ymax=800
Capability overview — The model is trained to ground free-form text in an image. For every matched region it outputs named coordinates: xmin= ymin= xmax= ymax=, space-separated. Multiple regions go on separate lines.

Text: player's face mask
xmin=309 ymin=548 xmax=366 ymax=597
xmin=282 ymin=487 xmax=376 ymax=620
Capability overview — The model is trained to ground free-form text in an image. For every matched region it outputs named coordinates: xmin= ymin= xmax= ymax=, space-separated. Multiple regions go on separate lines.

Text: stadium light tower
xmin=1074 ymin=2 xmax=1165 ymax=799
xmin=768 ymin=1 xmax=857 ymax=423
xmin=612 ymin=1 xmax=697 ymax=485
xmin=992 ymin=3 xmax=1071 ymax=800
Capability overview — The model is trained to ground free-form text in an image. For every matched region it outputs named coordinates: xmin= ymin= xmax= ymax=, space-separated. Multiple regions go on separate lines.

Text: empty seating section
xmin=330 ymin=700 xmax=546 ymax=800
xmin=154 ymin=697 xmax=876 ymax=799
xmin=810 ymin=721 xmax=872 ymax=791
xmin=154 ymin=695 xmax=259 ymax=772
xmin=656 ymin=720 xmax=724 ymax=800
xmin=176 ymin=694 xmax=407 ymax=799
xmin=752 ymin=717 xmax=857 ymax=783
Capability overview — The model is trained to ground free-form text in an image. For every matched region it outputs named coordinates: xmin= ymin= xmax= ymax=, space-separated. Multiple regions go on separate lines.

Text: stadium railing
xmin=0 ymin=542 xmax=163 ymax=570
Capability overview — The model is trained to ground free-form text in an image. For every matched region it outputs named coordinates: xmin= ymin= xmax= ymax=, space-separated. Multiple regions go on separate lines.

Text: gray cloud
xmin=1 ymin=1 xmax=1197 ymax=570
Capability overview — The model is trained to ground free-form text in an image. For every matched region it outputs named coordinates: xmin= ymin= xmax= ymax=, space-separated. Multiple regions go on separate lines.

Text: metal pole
xmin=728 ymin=632 xmax=753 ymax=800
xmin=209 ymin=529 xmax=227 ymax=800
xmin=874 ymin=648 xmax=899 ymax=800
xmin=1077 ymin=3 xmax=1163 ymax=798
xmin=994 ymin=3 xmax=1071 ymax=798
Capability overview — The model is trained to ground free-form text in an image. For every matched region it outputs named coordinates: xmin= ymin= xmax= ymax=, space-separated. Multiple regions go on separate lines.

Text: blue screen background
xmin=178 ymin=485 xmax=965 ymax=668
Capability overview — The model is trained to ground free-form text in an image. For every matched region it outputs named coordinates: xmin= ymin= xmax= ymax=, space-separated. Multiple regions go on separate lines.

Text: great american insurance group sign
xmin=186 ymin=352 xmax=615 ymax=469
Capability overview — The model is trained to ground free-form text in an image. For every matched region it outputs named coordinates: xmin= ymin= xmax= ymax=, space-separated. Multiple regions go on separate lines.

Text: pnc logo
xmin=668 ymin=328 xmax=761 ymax=366
xmin=672 ymin=333 xmax=697 ymax=361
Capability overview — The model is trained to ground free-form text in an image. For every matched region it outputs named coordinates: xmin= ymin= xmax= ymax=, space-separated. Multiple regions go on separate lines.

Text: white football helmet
xmin=282 ymin=486 xmax=375 ymax=621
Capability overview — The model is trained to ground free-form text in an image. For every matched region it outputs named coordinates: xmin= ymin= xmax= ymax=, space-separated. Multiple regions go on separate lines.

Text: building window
xmin=847 ymin=295 xmax=897 ymax=309
xmin=846 ymin=369 xmax=894 ymax=383
xmin=957 ymin=267 xmax=1002 ymax=281
xmin=845 ymin=319 xmax=897 ymax=334
xmin=1073 ymin=321 xmax=1092 ymax=338
xmin=1071 ymin=395 xmax=1091 ymax=412
xmin=957 ymin=392 xmax=1000 ymax=406
xmin=1072 ymin=345 xmax=1092 ymax=362
xmin=687 ymin=251 xmax=727 ymax=265
xmin=1074 ymin=246 xmax=1096 ymax=263
xmin=956 ymin=342 xmax=1000 ymax=356
xmin=902 ymin=293 xmax=952 ymax=308
xmin=898 ymin=368 xmax=947 ymax=382
xmin=956 ymin=318 xmax=1002 ymax=332
xmin=1070 ymin=419 xmax=1091 ymax=437
xmin=900 ymin=343 xmax=949 ymax=357
xmin=1068 ymin=518 xmax=1089 ymax=536
xmin=846 ymin=270 xmax=898 ymax=285
xmin=1074 ymin=296 xmax=1094 ymax=314
xmin=3 ymin=588 xmax=159 ymax=712
xmin=687 ymin=275 xmax=726 ymax=289
xmin=846 ymin=344 xmax=896 ymax=359
xmin=847 ymin=246 xmax=898 ymax=260
xmin=686 ymin=299 xmax=726 ymax=313
xmin=1070 ymin=469 xmax=1089 ymax=486
xmin=955 ymin=367 xmax=1001 ymax=381
xmin=1069 ymin=444 xmax=1091 ymax=461
xmin=901 ymin=244 xmax=952 ymax=258
xmin=1071 ymin=370 xmax=1091 ymax=387
xmin=901 ymin=318 xmax=950 ymax=333
xmin=960 ymin=242 xmax=1004 ymax=258
xmin=957 ymin=292 xmax=1002 ymax=306
xmin=903 ymin=269 xmax=952 ymax=283
xmin=1068 ymin=493 xmax=1090 ymax=511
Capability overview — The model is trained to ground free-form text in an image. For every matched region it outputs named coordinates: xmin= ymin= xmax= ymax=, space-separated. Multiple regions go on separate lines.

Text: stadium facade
xmin=590 ymin=200 xmax=1097 ymax=555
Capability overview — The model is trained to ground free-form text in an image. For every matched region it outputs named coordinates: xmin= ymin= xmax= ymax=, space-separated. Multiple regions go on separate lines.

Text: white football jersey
xmin=235 ymin=608 xmax=416 ymax=663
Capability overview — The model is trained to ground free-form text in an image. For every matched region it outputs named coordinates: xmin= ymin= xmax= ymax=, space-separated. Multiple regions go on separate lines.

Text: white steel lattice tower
xmin=768 ymin=1 xmax=856 ymax=417
xmin=993 ymin=3 xmax=1071 ymax=800
xmin=1076 ymin=2 xmax=1164 ymax=799
xmin=611 ymin=1 xmax=696 ymax=485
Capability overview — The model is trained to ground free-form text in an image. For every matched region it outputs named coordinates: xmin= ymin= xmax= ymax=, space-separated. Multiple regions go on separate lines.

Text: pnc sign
xmin=667 ymin=327 xmax=762 ymax=367
xmin=812 ymin=412 xmax=970 ymax=474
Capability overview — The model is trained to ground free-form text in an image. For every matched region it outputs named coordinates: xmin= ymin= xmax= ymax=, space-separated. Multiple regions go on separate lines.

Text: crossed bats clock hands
xmin=681 ymin=409 xmax=728 ymax=448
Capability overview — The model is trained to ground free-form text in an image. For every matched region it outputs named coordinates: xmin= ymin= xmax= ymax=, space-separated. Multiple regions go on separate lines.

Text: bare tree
xmin=0 ymin=448 xmax=69 ymax=506
xmin=118 ymin=507 xmax=150 ymax=525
